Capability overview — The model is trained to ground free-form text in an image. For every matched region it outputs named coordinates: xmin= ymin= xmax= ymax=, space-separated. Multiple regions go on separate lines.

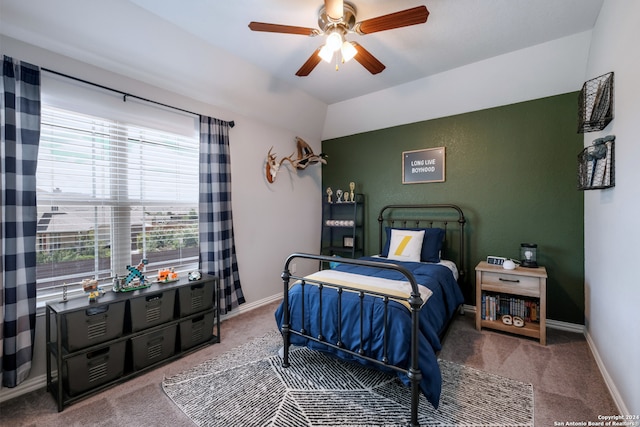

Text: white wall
xmin=0 ymin=35 xmax=324 ymax=401
xmin=583 ymin=0 xmax=640 ymax=415
xmin=322 ymin=31 xmax=592 ymax=140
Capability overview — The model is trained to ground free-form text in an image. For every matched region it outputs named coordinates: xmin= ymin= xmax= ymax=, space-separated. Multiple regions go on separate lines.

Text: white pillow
xmin=387 ymin=229 xmax=425 ymax=263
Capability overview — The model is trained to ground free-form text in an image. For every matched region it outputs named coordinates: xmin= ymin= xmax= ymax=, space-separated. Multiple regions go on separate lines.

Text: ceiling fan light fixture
xmin=318 ymin=45 xmax=334 ymax=63
xmin=250 ymin=2 xmax=430 ymax=77
xmin=341 ymin=41 xmax=357 ymax=62
xmin=325 ymin=30 xmax=343 ymax=52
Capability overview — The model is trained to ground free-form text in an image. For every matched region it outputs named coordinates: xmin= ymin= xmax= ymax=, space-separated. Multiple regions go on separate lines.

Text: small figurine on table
xmin=125 ymin=258 xmax=148 ymax=286
xmin=112 ymin=275 xmax=122 ymax=292
xmin=87 ymin=287 xmax=105 ymax=302
xmin=157 ymin=267 xmax=178 ymax=283
xmin=114 ymin=258 xmax=150 ymax=292
xmin=188 ymin=271 xmax=202 ymax=281
xmin=82 ymin=278 xmax=105 ymax=302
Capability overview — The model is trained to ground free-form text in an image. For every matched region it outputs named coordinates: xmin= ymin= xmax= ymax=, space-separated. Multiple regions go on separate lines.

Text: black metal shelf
xmin=320 ymin=193 xmax=365 ymax=265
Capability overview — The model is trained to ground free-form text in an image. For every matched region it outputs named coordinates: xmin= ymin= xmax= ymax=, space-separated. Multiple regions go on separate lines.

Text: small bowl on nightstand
xmin=503 ymin=259 xmax=517 ymax=270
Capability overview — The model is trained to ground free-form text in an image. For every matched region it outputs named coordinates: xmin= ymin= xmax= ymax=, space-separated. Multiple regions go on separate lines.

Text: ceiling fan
xmin=248 ymin=0 xmax=429 ymax=76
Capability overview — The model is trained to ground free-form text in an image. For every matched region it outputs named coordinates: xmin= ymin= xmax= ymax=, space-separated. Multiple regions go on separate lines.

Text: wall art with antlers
xmin=265 ymin=137 xmax=328 ymax=183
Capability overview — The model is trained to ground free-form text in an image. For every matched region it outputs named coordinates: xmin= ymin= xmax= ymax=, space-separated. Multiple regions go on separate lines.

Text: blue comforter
xmin=274 ymin=257 xmax=464 ymax=408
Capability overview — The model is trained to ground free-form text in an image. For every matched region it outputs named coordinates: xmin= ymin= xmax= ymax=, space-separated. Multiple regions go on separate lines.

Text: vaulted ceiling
xmin=1 ymin=0 xmax=604 ymax=105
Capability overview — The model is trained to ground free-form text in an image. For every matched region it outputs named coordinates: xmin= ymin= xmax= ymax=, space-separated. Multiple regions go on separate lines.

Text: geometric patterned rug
xmin=162 ymin=331 xmax=534 ymax=427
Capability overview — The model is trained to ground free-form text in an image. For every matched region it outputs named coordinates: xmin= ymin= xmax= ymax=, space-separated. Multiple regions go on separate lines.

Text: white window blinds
xmin=36 ymin=103 xmax=199 ymax=300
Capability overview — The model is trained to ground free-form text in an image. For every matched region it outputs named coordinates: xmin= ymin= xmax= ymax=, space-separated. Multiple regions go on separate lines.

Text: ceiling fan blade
xmin=325 ymin=0 xmax=344 ymax=21
xmin=295 ymin=48 xmax=323 ymax=76
xmin=352 ymin=42 xmax=385 ymax=75
xmin=355 ymin=5 xmax=429 ymax=35
xmin=249 ymin=22 xmax=319 ymax=36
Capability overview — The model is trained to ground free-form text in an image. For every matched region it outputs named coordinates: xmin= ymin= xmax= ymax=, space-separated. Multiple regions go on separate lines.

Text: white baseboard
xmin=584 ymin=330 xmax=629 ymax=414
xmin=220 ymin=293 xmax=282 ymax=322
xmin=462 ymin=304 xmax=475 ymax=315
xmin=0 ymin=373 xmax=48 ymax=403
xmin=546 ymin=318 xmax=585 ymax=333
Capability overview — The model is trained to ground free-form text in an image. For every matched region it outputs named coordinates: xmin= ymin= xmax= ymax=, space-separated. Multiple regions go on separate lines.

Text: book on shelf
xmin=481 ymin=292 xmax=539 ymax=323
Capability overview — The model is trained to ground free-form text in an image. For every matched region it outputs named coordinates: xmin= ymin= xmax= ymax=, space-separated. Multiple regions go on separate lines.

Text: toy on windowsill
xmin=113 ymin=258 xmax=151 ymax=292
xmin=156 ymin=267 xmax=178 ymax=284
xmin=82 ymin=278 xmax=105 ymax=302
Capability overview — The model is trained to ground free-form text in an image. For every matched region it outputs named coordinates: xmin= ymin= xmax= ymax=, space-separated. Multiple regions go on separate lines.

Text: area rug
xmin=162 ymin=331 xmax=534 ymax=427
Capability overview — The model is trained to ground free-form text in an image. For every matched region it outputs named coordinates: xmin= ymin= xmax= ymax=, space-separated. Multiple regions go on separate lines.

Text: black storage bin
xmin=131 ymin=324 xmax=177 ymax=371
xmin=178 ymin=281 xmax=214 ymax=316
xmin=179 ymin=311 xmax=214 ymax=351
xmin=61 ymin=301 xmax=126 ymax=352
xmin=63 ymin=340 xmax=126 ymax=396
xmin=129 ymin=289 xmax=176 ymax=332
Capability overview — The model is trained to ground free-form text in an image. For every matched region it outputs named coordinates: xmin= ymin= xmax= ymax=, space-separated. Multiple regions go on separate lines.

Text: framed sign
xmin=402 ymin=147 xmax=446 ymax=184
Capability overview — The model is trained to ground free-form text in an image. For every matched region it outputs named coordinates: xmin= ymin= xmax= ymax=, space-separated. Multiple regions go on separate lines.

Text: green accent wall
xmin=322 ymin=93 xmax=585 ymax=324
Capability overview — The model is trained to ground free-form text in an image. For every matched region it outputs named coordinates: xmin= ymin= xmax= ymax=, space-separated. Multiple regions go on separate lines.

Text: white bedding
xmin=303 ymin=269 xmax=433 ymax=309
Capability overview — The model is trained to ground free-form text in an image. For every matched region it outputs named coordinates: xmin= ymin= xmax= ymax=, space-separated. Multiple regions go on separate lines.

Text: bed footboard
xmin=280 ymin=252 xmax=424 ymax=427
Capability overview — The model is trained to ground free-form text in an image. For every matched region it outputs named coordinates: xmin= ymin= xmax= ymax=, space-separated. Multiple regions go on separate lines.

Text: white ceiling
xmin=1 ymin=0 xmax=604 ymax=105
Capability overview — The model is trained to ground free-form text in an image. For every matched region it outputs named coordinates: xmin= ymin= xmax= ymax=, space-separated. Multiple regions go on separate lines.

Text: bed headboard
xmin=377 ymin=204 xmax=467 ymax=286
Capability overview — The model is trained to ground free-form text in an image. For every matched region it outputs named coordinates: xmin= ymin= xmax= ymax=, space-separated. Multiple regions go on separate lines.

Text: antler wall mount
xmin=265 ymin=137 xmax=328 ymax=184
xmin=249 ymin=0 xmax=429 ymax=76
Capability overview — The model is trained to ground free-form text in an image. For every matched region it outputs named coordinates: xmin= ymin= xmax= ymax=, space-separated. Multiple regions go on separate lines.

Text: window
xmin=36 ymin=104 xmax=199 ymax=303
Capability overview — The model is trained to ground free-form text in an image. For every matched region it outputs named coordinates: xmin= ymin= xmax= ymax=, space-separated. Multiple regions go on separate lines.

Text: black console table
xmin=46 ymin=273 xmax=219 ymax=411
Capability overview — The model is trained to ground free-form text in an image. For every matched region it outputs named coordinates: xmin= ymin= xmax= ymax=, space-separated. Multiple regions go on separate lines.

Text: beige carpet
xmin=0 ymin=302 xmax=619 ymax=426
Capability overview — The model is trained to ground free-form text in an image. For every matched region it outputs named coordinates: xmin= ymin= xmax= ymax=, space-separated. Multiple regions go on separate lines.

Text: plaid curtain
xmin=199 ymin=116 xmax=244 ymax=314
xmin=1 ymin=56 xmax=40 ymax=388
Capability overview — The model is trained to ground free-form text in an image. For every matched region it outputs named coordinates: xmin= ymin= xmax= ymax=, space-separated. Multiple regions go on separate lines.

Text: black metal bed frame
xmin=280 ymin=204 xmax=466 ymax=427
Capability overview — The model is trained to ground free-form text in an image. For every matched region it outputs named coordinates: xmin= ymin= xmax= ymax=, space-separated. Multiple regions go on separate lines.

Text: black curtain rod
xmin=41 ymin=67 xmax=235 ymax=128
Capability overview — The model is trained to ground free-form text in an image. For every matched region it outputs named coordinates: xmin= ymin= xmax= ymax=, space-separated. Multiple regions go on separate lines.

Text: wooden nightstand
xmin=475 ymin=261 xmax=547 ymax=345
